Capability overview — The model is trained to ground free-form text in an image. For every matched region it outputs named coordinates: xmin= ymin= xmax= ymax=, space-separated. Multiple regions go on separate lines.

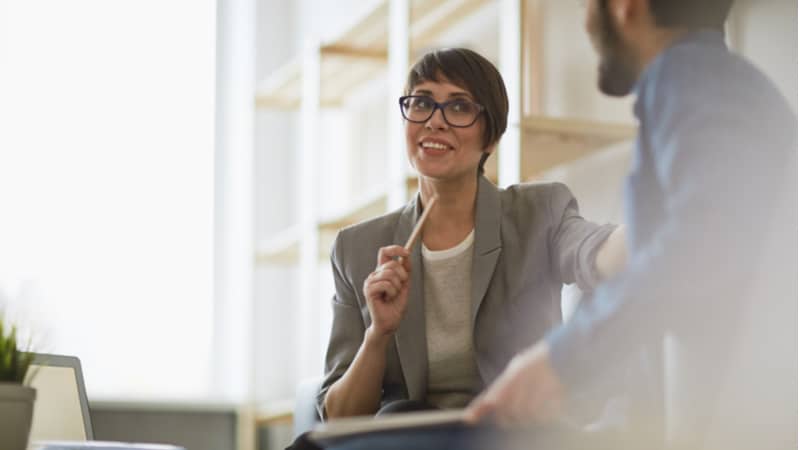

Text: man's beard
xmin=596 ymin=1 xmax=638 ymax=97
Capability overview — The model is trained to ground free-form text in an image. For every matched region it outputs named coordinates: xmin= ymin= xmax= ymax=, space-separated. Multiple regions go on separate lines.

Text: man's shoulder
xmin=642 ymin=36 xmax=794 ymax=130
xmin=652 ymin=36 xmax=786 ymax=105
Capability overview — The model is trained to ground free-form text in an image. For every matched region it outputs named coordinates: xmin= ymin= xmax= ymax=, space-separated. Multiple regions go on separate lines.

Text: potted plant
xmin=0 ymin=316 xmax=36 ymax=450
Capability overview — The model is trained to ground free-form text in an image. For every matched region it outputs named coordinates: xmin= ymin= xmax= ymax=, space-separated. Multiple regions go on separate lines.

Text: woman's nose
xmin=425 ymin=107 xmax=449 ymax=130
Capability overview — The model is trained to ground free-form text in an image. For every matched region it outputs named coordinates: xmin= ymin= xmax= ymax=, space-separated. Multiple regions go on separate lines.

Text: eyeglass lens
xmin=401 ymin=96 xmax=481 ymax=127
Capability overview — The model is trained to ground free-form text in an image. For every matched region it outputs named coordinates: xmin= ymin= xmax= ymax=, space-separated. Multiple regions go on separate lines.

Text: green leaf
xmin=0 ymin=316 xmax=36 ymax=384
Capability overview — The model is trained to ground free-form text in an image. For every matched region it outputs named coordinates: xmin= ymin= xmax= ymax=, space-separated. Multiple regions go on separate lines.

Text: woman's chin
xmin=414 ymin=165 xmax=450 ymax=180
xmin=414 ymin=167 xmax=476 ymax=183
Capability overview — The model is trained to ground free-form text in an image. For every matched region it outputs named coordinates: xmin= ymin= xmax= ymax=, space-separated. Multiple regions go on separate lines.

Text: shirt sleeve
xmin=315 ymin=230 xmax=366 ymax=420
xmin=548 ymin=182 xmax=618 ymax=291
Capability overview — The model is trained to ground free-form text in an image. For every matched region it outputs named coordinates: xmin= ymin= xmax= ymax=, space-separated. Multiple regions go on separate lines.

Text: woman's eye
xmin=414 ymin=99 xmax=432 ymax=110
xmin=450 ymin=101 xmax=472 ymax=113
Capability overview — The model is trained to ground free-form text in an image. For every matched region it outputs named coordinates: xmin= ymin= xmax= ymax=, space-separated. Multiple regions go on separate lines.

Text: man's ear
xmin=608 ymin=0 xmax=637 ymax=28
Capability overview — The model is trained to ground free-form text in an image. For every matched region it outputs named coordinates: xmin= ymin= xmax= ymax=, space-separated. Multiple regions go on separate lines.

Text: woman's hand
xmin=326 ymin=246 xmax=411 ymax=418
xmin=363 ymin=245 xmax=412 ymax=337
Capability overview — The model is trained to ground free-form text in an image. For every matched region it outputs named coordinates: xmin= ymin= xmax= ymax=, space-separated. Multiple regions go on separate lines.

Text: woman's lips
xmin=420 ymin=143 xmax=450 ymax=156
xmin=419 ymin=138 xmax=453 ymax=157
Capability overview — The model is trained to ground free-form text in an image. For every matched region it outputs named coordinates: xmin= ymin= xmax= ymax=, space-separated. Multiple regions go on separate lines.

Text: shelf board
xmin=255 ymin=226 xmax=301 ymax=265
xmin=318 ymin=189 xmax=389 ymax=233
xmin=316 ymin=178 xmax=423 ymax=260
xmin=254 ymin=58 xmax=302 ymax=109
xmin=255 ymin=398 xmax=294 ymax=426
xmin=520 ymin=115 xmax=636 ymax=179
xmin=255 ymin=0 xmax=490 ymax=109
xmin=288 ymin=171 xmax=497 ymax=263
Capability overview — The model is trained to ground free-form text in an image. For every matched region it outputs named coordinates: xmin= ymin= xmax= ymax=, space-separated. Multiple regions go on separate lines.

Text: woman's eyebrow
xmin=447 ymin=92 xmax=472 ymax=99
xmin=411 ymin=89 xmax=473 ymax=100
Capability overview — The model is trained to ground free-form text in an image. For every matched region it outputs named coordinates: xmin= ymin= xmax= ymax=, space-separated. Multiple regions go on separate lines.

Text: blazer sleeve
xmin=547 ymin=182 xmax=617 ymax=291
xmin=315 ymin=230 xmax=366 ymax=420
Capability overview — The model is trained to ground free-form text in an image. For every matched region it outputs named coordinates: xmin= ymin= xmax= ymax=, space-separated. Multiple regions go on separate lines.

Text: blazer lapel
xmin=392 ymin=194 xmax=427 ymax=401
xmin=472 ymin=176 xmax=503 ymax=324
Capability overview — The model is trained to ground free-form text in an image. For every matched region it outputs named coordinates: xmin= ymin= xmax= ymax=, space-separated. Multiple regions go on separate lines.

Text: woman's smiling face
xmin=404 ymin=77 xmax=488 ymax=182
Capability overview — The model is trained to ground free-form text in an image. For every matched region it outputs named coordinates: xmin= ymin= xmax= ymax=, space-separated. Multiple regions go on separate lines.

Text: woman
xmin=318 ymin=48 xmax=625 ymax=420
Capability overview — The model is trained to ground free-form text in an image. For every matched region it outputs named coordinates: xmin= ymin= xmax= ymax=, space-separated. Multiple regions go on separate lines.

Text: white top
xmin=422 ymin=229 xmax=481 ymax=409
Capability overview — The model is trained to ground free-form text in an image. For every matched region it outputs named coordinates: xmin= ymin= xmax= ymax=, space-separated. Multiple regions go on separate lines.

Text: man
xmin=467 ymin=1 xmax=797 ymax=449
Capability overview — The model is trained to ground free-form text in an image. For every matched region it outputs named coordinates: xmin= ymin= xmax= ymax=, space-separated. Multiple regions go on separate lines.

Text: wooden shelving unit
xmin=255 ymin=0 xmax=491 ymax=109
xmin=520 ymin=115 xmax=636 ymax=180
xmin=315 ymin=177 xmax=420 ymax=261
xmin=255 ymin=226 xmax=301 ymax=265
xmin=317 ymin=188 xmax=389 ymax=233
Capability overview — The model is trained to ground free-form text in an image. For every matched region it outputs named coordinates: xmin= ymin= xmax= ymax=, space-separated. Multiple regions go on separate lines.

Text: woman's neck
xmin=418 ymin=175 xmax=478 ymax=251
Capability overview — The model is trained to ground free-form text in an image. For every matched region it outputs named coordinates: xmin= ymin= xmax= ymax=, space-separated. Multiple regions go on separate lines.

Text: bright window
xmin=0 ymin=0 xmax=216 ymax=400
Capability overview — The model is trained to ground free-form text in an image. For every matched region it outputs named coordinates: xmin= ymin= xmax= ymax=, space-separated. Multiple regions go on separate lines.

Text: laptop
xmin=27 ymin=353 xmax=184 ymax=450
xmin=28 ymin=353 xmax=94 ymax=442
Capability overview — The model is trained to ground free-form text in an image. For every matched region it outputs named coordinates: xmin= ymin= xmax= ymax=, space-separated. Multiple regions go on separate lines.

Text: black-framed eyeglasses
xmin=398 ymin=95 xmax=485 ymax=128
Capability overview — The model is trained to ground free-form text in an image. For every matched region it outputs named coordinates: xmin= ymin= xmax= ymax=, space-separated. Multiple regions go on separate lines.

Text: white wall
xmin=253 ymin=0 xmax=299 ymax=403
xmin=0 ymin=0 xmax=217 ymax=401
xmin=730 ymin=0 xmax=797 ymax=112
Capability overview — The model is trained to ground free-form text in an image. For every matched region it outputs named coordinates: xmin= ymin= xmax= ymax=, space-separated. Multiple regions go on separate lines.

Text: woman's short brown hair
xmin=404 ymin=48 xmax=509 ymax=175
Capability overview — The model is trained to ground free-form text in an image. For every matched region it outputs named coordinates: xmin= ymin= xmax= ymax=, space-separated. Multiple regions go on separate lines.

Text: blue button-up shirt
xmin=546 ymin=30 xmax=796 ymax=447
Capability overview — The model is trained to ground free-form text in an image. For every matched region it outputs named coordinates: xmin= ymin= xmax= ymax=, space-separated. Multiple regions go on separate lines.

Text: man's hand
xmin=465 ymin=341 xmax=566 ymax=426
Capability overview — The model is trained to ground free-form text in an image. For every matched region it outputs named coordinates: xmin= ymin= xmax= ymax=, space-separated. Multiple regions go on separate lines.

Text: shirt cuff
xmin=576 ymin=223 xmax=618 ymax=291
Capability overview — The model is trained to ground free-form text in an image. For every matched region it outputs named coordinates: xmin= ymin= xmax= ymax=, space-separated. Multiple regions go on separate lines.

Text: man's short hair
xmin=649 ymin=0 xmax=734 ymax=31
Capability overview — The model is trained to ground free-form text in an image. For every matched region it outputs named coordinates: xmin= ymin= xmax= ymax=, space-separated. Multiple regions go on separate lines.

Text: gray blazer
xmin=316 ymin=176 xmax=616 ymax=418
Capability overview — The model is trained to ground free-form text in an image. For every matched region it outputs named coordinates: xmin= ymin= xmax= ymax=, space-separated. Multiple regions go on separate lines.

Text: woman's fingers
xmin=368 ymin=270 xmax=398 ymax=294
xmin=365 ymin=263 xmax=409 ymax=300
xmin=369 ymin=246 xmax=412 ymax=299
xmin=363 ymin=245 xmax=413 ymax=335
xmin=369 ymin=262 xmax=408 ymax=291
xmin=367 ymin=280 xmax=398 ymax=299
xmin=379 ymin=261 xmax=408 ymax=282
xmin=377 ymin=245 xmax=410 ymax=265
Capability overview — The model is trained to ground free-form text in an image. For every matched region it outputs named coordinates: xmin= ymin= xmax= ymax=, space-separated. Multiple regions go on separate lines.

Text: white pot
xmin=0 ymin=383 xmax=36 ymax=450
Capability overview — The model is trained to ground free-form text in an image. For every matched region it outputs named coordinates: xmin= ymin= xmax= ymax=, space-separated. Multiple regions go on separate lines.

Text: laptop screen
xmin=28 ymin=354 xmax=94 ymax=441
